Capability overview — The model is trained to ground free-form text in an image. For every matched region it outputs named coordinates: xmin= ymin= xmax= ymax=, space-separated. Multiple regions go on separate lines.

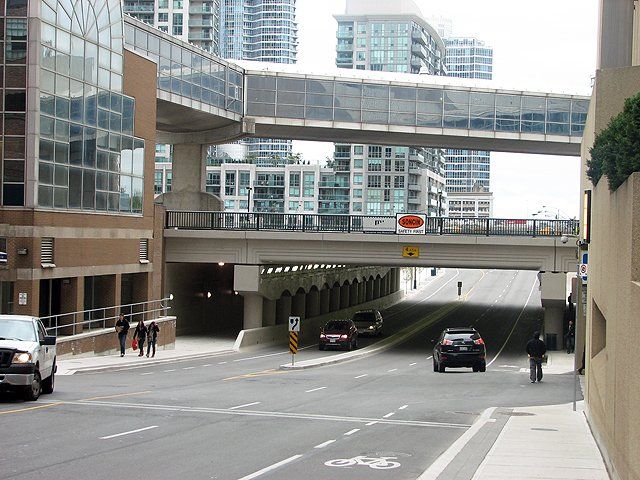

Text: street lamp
xmin=246 ymin=186 xmax=252 ymax=213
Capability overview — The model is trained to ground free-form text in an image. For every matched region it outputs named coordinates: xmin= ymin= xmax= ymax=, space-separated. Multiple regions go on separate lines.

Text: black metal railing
xmin=166 ymin=211 xmax=579 ymax=237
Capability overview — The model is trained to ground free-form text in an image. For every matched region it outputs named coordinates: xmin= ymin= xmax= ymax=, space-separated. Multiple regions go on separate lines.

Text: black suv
xmin=352 ymin=310 xmax=383 ymax=337
xmin=433 ymin=327 xmax=486 ymax=373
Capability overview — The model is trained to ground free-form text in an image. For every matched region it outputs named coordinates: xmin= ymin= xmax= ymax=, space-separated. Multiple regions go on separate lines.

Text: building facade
xmin=0 ymin=0 xmax=162 ymax=322
xmin=332 ymin=0 xmax=447 ymax=216
xmin=443 ymin=36 xmax=494 ymax=217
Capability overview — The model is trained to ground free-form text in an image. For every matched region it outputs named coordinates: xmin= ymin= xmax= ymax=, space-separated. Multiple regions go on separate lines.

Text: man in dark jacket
xmin=526 ymin=331 xmax=547 ymax=383
xmin=115 ymin=313 xmax=130 ymax=357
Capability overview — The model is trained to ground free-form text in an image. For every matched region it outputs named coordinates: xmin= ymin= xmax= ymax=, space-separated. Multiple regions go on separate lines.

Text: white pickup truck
xmin=0 ymin=315 xmax=57 ymax=401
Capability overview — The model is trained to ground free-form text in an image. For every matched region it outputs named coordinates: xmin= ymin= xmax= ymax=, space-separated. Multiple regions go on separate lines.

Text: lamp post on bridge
xmin=246 ymin=186 xmax=252 ymax=213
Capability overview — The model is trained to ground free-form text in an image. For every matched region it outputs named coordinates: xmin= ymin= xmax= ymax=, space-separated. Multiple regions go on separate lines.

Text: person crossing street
xmin=526 ymin=331 xmax=547 ymax=383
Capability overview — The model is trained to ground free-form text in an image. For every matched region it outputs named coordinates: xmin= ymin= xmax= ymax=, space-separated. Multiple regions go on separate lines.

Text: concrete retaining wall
xmin=234 ymin=291 xmax=404 ymax=351
xmin=57 ymin=316 xmax=177 ymax=359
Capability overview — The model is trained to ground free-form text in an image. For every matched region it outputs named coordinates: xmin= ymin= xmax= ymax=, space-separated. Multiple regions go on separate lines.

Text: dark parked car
xmin=433 ymin=327 xmax=486 ymax=373
xmin=319 ymin=319 xmax=358 ymax=351
xmin=352 ymin=310 xmax=383 ymax=337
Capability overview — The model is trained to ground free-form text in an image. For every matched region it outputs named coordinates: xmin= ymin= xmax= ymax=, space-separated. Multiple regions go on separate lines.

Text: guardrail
xmin=42 ymin=297 xmax=172 ymax=336
xmin=166 ymin=211 xmax=579 ymax=237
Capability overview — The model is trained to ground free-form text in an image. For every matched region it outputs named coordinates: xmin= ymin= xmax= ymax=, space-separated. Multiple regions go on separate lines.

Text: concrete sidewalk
xmin=57 ymin=335 xmax=236 ymax=374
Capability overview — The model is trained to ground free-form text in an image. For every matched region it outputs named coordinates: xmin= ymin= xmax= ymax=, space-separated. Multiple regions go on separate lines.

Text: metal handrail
xmin=166 ymin=211 xmax=580 ymax=238
xmin=41 ymin=297 xmax=172 ymax=336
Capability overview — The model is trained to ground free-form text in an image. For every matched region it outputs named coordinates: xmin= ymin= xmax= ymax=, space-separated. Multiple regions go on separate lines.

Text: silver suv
xmin=0 ymin=315 xmax=57 ymax=401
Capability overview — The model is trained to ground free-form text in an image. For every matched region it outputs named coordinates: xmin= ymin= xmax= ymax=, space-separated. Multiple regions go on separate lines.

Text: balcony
xmin=253 ymin=180 xmax=285 ymax=188
xmin=189 ymin=5 xmax=215 ymax=14
xmin=409 ymin=184 xmax=421 ymax=192
xmin=188 ymin=31 xmax=216 ymax=41
xmin=123 ymin=4 xmax=155 ymax=13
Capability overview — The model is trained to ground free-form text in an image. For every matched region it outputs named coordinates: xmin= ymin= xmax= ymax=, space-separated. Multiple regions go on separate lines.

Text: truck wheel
xmin=42 ymin=362 xmax=55 ymax=394
xmin=23 ymin=370 xmax=42 ymax=401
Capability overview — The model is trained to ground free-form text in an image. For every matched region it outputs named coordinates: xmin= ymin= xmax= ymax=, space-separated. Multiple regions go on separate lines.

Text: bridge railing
xmin=166 ymin=211 xmax=579 ymax=237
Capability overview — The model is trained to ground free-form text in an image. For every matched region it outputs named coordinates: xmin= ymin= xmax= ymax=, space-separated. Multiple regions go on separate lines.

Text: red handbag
xmin=132 ymin=338 xmax=138 ymax=351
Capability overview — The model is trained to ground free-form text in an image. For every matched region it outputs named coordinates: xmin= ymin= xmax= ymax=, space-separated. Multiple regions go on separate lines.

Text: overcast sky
xmin=291 ymin=0 xmax=599 ymax=218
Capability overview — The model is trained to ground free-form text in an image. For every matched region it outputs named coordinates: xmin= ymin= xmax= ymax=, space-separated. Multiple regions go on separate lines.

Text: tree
xmin=588 ymin=91 xmax=640 ymax=191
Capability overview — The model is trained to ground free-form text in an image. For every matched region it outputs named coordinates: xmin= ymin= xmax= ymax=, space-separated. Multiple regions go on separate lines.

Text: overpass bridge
xmin=123 ymin=17 xmax=588 ymax=156
xmin=164 ymin=212 xmax=579 ymax=273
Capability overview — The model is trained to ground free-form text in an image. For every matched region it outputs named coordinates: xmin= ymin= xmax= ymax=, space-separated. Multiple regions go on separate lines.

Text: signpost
xmin=579 ymin=252 xmax=588 ymax=284
xmin=457 ymin=281 xmax=463 ymax=299
xmin=288 ymin=316 xmax=300 ymax=365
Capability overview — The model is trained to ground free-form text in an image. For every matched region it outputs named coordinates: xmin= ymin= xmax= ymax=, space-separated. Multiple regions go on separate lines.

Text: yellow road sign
xmin=289 ymin=332 xmax=299 ymax=354
xmin=402 ymin=246 xmax=419 ymax=258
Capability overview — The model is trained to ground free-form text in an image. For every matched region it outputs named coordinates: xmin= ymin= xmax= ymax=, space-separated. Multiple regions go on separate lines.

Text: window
xmin=158 ymin=13 xmax=168 ymax=22
xmin=303 ymin=172 xmax=315 ymax=197
xmin=304 ymin=201 xmax=314 ymax=211
xmin=368 ymin=175 xmax=381 ymax=188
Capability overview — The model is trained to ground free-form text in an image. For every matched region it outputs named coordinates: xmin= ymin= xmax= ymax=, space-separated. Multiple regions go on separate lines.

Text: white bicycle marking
xmin=325 ymin=455 xmax=401 ymax=470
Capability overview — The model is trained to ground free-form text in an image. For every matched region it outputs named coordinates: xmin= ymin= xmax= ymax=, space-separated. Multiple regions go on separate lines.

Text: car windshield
xmin=445 ymin=331 xmax=480 ymax=342
xmin=325 ymin=320 xmax=350 ymax=331
xmin=0 ymin=320 xmax=37 ymax=342
xmin=353 ymin=312 xmax=375 ymax=323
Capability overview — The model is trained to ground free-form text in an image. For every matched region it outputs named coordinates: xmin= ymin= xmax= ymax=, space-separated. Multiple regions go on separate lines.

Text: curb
xmin=279 ymin=301 xmax=461 ymax=370
xmin=60 ymin=349 xmax=236 ymax=374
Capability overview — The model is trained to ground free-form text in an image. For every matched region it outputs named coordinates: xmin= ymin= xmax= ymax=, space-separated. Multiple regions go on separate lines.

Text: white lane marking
xmin=218 ymin=361 xmax=228 ymax=365
xmin=426 ymin=356 xmax=433 ymax=360
xmin=140 ymin=372 xmax=154 ymax=376
xmin=182 ymin=366 xmax=195 ymax=370
xmin=387 ymin=368 xmax=398 ymax=372
xmin=487 ymin=277 xmax=538 ymax=367
xmin=409 ymin=362 xmax=417 ymax=366
xmin=344 ymin=429 xmax=360 ymax=436
xmin=100 ymin=425 xmax=158 ymax=440
xmin=417 ymin=407 xmax=496 ymax=480
xmin=237 ymin=454 xmax=303 ymax=480
xmin=314 ymin=440 xmax=336 ymax=449
xmin=163 ymin=369 xmax=175 ymax=372
xmin=234 ymin=345 xmax=316 ymax=363
xmin=202 ymin=364 xmax=211 ymax=367
xmin=399 ymin=405 xmax=408 ymax=410
xmin=228 ymin=402 xmax=261 ymax=410
xmin=383 ymin=412 xmax=395 ymax=418
xmin=365 ymin=421 xmax=378 ymax=426
xmin=354 ymin=374 xmax=368 ymax=379
xmin=305 ymin=387 xmax=327 ymax=393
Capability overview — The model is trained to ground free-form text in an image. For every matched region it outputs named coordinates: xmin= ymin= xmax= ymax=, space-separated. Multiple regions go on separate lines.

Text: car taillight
xmin=340 ymin=334 xmax=348 ymax=340
xmin=442 ymin=339 xmax=453 ymax=345
xmin=474 ymin=338 xmax=485 ymax=345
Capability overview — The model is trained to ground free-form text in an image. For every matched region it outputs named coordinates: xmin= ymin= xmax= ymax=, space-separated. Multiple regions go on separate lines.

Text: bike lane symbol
xmin=325 ymin=455 xmax=401 ymax=470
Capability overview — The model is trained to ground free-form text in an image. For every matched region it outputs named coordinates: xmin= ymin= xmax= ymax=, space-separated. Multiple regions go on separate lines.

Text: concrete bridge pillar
xmin=243 ymin=293 xmax=263 ymax=330
xmin=540 ymin=272 xmax=567 ymax=350
xmin=358 ymin=282 xmax=365 ymax=303
xmin=394 ymin=268 xmax=401 ymax=292
xmin=373 ymin=277 xmax=382 ymax=299
xmin=320 ymin=288 xmax=330 ymax=315
xmin=276 ymin=295 xmax=292 ymax=325
xmin=349 ymin=282 xmax=359 ymax=307
xmin=306 ymin=289 xmax=320 ymax=318
xmin=598 ymin=0 xmax=634 ymax=68
xmin=382 ymin=274 xmax=390 ymax=296
xmin=292 ymin=290 xmax=306 ymax=319
xmin=340 ymin=283 xmax=350 ymax=309
xmin=366 ymin=279 xmax=374 ymax=302
xmin=263 ymin=298 xmax=277 ymax=326
xmin=329 ymin=285 xmax=340 ymax=312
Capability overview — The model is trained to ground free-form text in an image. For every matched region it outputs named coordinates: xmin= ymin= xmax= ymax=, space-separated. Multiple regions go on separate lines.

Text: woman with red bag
xmin=132 ymin=320 xmax=148 ymax=357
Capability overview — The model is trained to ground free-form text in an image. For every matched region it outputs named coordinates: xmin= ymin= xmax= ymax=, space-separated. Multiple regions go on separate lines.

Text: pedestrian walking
xmin=146 ymin=321 xmax=160 ymax=357
xmin=115 ymin=313 xmax=130 ymax=357
xmin=566 ymin=320 xmax=575 ymax=354
xmin=133 ymin=320 xmax=147 ymax=357
xmin=526 ymin=331 xmax=547 ymax=383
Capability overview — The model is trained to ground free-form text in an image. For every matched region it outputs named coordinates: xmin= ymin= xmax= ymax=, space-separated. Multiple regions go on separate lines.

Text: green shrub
xmin=588 ymin=91 xmax=640 ymax=190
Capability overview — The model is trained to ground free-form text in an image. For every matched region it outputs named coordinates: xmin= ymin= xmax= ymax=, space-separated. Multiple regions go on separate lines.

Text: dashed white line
xmin=202 ymin=364 xmax=211 ymax=367
xmin=182 ymin=366 xmax=195 ymax=370
xmin=409 ymin=362 xmax=417 ymax=366
xmin=218 ymin=361 xmax=227 ymax=365
xmin=426 ymin=356 xmax=433 ymax=360
xmin=344 ymin=428 xmax=360 ymax=436
xmin=140 ymin=372 xmax=154 ymax=376
xmin=163 ymin=369 xmax=175 ymax=372
xmin=365 ymin=421 xmax=378 ymax=426
xmin=383 ymin=412 xmax=395 ymax=418
xmin=100 ymin=425 xmax=158 ymax=440
xmin=305 ymin=387 xmax=327 ymax=393
xmin=387 ymin=368 xmax=398 ymax=373
xmin=314 ymin=440 xmax=336 ymax=449
xmin=228 ymin=402 xmax=261 ymax=410
xmin=237 ymin=454 xmax=303 ymax=480
xmin=354 ymin=374 xmax=368 ymax=379
xmin=399 ymin=405 xmax=408 ymax=410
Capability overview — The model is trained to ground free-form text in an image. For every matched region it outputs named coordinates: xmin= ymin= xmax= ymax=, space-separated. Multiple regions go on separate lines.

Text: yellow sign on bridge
xmin=402 ymin=246 xmax=420 ymax=258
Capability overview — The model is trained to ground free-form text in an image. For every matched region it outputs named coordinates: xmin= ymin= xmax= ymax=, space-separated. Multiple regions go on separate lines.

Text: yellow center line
xmin=463 ymin=270 xmax=487 ymax=301
xmin=78 ymin=390 xmax=152 ymax=402
xmin=0 ymin=401 xmax=64 ymax=416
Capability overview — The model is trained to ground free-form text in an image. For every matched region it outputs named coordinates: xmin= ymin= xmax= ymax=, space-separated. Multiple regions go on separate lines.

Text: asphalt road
xmin=0 ymin=269 xmax=578 ymax=480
